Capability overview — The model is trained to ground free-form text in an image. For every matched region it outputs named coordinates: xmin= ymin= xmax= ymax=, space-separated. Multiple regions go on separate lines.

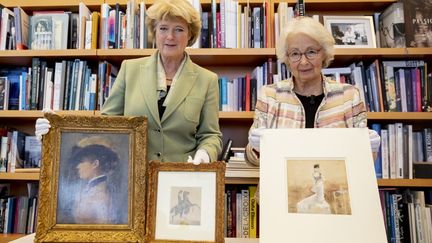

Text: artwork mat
xmin=35 ymin=113 xmax=148 ymax=243
xmin=323 ymin=15 xmax=377 ymax=48
xmin=259 ymin=128 xmax=387 ymax=243
xmin=147 ymin=161 xmax=226 ymax=243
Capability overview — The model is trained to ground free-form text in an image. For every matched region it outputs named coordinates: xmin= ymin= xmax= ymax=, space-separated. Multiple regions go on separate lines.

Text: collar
xmin=86 ymin=175 xmax=107 ymax=189
xmin=276 ymin=75 xmax=334 ymax=97
xmin=157 ymin=52 xmax=188 ymax=92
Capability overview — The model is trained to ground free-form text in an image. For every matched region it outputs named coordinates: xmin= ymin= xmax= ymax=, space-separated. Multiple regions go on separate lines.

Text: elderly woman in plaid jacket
xmin=245 ymin=17 xmax=380 ymax=201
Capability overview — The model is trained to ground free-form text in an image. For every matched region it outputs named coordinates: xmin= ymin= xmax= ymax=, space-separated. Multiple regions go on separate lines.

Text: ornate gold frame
xmin=147 ymin=161 xmax=226 ymax=243
xmin=35 ymin=113 xmax=148 ymax=243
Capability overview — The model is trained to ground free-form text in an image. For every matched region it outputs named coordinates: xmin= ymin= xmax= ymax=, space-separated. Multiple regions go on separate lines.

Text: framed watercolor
xmin=259 ymin=128 xmax=387 ymax=243
xmin=147 ymin=161 xmax=226 ymax=243
xmin=35 ymin=113 xmax=148 ymax=243
xmin=323 ymin=15 xmax=377 ymax=48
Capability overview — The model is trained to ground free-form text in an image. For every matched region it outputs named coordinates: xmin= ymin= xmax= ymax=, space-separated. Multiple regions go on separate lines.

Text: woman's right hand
xmin=35 ymin=109 xmax=55 ymax=141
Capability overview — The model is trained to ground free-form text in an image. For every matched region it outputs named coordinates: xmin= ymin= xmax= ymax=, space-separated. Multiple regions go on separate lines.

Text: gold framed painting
xmin=147 ymin=161 xmax=226 ymax=243
xmin=35 ymin=113 xmax=148 ymax=243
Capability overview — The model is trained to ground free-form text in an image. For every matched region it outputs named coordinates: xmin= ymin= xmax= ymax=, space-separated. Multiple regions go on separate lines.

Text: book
xmin=24 ymin=136 xmax=41 ymax=168
xmin=378 ymin=2 xmax=405 ymax=48
xmin=401 ymin=0 xmax=432 ymax=48
xmin=220 ymin=138 xmax=233 ymax=162
xmin=13 ymin=7 xmax=30 ymax=50
xmin=30 ymin=14 xmax=54 ymax=50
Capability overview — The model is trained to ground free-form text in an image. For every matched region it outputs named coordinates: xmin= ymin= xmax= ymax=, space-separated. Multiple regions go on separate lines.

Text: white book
xmin=380 ymin=129 xmax=389 ymax=179
xmin=84 ymin=20 xmax=92 ymax=49
xmin=78 ymin=2 xmax=91 ymax=49
xmin=408 ymin=202 xmax=417 ymax=243
xmin=225 ymin=0 xmax=237 ymax=48
xmin=43 ymin=68 xmax=54 ymax=110
xmin=100 ymin=3 xmax=111 ymax=49
xmin=395 ymin=122 xmax=404 ymax=178
xmin=388 ymin=124 xmax=397 ymax=179
xmin=52 ymin=62 xmax=63 ymax=110
xmin=126 ymin=0 xmax=138 ymax=49
xmin=139 ymin=1 xmax=146 ymax=49
xmin=0 ymin=8 xmax=15 ymax=50
xmin=406 ymin=124 xmax=413 ymax=179
xmin=0 ymin=136 xmax=9 ymax=172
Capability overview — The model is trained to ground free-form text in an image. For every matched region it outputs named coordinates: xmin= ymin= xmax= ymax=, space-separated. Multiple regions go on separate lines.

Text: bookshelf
xmin=1 ymin=0 xmax=432 ymax=241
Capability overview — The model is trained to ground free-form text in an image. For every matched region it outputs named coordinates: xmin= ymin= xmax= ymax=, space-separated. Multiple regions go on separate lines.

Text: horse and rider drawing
xmin=170 ymin=189 xmax=201 ymax=225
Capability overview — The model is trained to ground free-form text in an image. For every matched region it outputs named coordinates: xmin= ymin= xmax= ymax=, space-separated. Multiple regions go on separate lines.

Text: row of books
xmin=0 ymin=128 xmax=41 ymax=173
xmin=379 ymin=189 xmax=432 ymax=243
xmin=372 ymin=123 xmax=432 ymax=180
xmin=0 ymin=183 xmax=38 ymax=234
xmin=3 ymin=0 xmax=430 ymax=50
xmin=327 ymin=60 xmax=432 ymax=113
xmin=0 ymin=58 xmax=118 ymax=111
xmin=217 ymin=58 xmax=432 ymax=113
xmin=224 ymin=185 xmax=258 ymax=238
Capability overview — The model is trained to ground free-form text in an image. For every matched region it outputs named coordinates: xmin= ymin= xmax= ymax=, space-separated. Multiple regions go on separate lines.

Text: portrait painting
xmin=286 ymin=159 xmax=351 ymax=215
xmin=323 ymin=16 xmax=377 ymax=48
xmin=35 ymin=113 xmax=148 ymax=243
xmin=147 ymin=161 xmax=225 ymax=243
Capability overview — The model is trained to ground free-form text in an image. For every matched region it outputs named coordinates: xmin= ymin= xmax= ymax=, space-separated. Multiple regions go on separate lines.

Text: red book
xmin=245 ymin=73 xmax=251 ymax=111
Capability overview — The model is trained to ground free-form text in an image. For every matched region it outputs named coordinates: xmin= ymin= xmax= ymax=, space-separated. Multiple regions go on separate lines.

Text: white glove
xmin=187 ymin=149 xmax=210 ymax=165
xmin=248 ymin=127 xmax=266 ymax=152
xmin=369 ymin=129 xmax=381 ymax=153
xmin=35 ymin=109 xmax=55 ymax=141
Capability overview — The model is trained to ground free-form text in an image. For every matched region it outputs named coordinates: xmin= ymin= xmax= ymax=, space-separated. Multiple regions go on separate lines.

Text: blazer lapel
xmin=139 ymin=54 xmax=160 ymax=124
xmin=161 ymin=58 xmax=197 ymax=123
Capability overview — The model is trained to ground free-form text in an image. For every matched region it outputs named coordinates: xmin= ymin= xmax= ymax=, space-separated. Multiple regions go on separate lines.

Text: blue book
xmin=371 ymin=123 xmax=383 ymax=178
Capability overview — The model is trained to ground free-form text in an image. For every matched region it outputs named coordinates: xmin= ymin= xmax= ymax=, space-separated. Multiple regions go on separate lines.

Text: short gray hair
xmin=276 ymin=16 xmax=335 ymax=68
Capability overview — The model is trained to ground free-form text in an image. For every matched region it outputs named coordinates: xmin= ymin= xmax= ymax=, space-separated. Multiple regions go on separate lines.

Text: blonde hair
xmin=146 ymin=0 xmax=201 ymax=46
xmin=276 ymin=16 xmax=335 ymax=68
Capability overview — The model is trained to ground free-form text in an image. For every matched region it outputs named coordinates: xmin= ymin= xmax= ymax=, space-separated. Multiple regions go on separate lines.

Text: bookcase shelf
xmin=0 ymin=172 xmax=39 ymax=181
xmin=2 ymin=170 xmax=432 ymax=187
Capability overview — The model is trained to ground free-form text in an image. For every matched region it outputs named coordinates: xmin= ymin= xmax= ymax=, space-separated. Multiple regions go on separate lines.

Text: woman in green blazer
xmin=35 ymin=0 xmax=222 ymax=163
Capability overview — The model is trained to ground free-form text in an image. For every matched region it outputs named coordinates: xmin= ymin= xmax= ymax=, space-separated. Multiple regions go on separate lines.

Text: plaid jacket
xmin=245 ymin=76 xmax=367 ymax=166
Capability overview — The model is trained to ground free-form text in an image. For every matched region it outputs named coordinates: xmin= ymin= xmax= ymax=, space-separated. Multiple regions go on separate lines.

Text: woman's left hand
xmin=187 ymin=149 xmax=210 ymax=165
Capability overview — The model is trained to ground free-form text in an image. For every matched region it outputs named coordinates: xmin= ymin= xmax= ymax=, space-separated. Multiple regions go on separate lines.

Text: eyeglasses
xmin=287 ymin=49 xmax=321 ymax=62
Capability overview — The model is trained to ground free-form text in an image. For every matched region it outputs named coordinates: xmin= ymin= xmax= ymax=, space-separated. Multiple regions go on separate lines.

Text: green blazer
xmin=101 ymin=52 xmax=222 ymax=162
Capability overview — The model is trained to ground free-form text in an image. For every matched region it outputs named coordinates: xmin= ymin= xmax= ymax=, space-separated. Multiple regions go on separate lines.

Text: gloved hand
xmin=369 ymin=129 xmax=381 ymax=153
xmin=248 ymin=127 xmax=266 ymax=152
xmin=187 ymin=149 xmax=210 ymax=165
xmin=35 ymin=109 xmax=55 ymax=141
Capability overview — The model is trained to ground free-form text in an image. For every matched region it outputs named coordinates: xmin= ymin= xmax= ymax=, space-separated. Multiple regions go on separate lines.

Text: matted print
xmin=147 ymin=161 xmax=225 ymax=243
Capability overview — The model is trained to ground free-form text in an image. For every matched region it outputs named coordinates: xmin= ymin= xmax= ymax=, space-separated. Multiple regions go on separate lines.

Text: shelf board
xmin=0 ymin=233 xmax=26 ymax=243
xmin=97 ymin=48 xmax=276 ymax=66
xmin=378 ymin=179 xmax=432 ymax=187
xmin=367 ymin=112 xmax=432 ymax=121
xmin=0 ymin=50 xmax=98 ymax=66
xmin=272 ymin=0 xmax=396 ymax=13
xmin=0 ymin=172 xmax=39 ymax=181
xmin=1 ymin=111 xmax=431 ymax=121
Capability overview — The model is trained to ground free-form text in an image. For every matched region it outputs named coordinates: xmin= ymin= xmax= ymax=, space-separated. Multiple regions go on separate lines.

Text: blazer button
xmin=156 ymin=152 xmax=162 ymax=157
xmin=156 ymin=129 xmax=161 ymax=133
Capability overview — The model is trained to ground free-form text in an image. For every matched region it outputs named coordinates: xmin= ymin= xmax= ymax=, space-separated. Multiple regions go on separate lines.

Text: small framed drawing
xmin=259 ymin=128 xmax=387 ymax=243
xmin=323 ymin=15 xmax=377 ymax=48
xmin=147 ymin=161 xmax=226 ymax=243
xmin=35 ymin=113 xmax=148 ymax=243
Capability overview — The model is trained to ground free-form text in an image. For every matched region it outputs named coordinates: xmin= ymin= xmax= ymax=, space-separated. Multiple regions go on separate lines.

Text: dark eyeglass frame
xmin=287 ymin=48 xmax=322 ymax=62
